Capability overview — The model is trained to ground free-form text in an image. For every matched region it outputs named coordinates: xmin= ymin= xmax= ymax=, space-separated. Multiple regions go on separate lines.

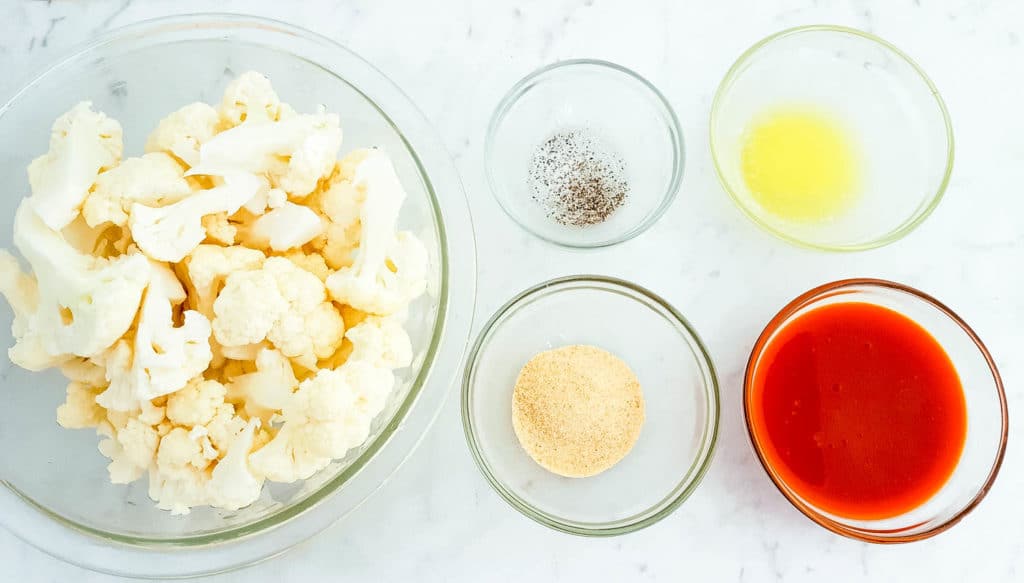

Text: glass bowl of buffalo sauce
xmin=744 ymin=279 xmax=1007 ymax=543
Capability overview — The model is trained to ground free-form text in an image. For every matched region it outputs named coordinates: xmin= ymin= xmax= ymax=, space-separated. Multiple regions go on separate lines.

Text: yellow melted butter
xmin=740 ymin=106 xmax=860 ymax=223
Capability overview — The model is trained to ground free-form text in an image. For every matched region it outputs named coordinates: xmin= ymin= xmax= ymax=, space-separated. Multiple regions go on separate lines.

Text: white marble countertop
xmin=2 ymin=0 xmax=1023 ymax=581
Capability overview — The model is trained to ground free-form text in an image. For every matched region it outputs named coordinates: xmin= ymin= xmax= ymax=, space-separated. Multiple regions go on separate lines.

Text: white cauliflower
xmin=208 ymin=418 xmax=264 ymax=511
xmin=345 ymin=314 xmax=413 ymax=369
xmin=189 ymin=111 xmax=342 ymax=198
xmin=149 ymin=415 xmax=263 ymax=514
xmin=249 ymin=361 xmax=394 ymax=483
xmin=327 ymin=229 xmax=427 ymax=317
xmin=59 ymin=357 xmax=108 ymax=387
xmin=204 ymin=402 xmax=248 ymax=454
xmin=27 ymin=102 xmax=123 ymax=230
xmin=183 ymin=244 xmax=265 ymax=319
xmin=96 ymin=262 xmax=213 ymax=410
xmin=219 ymin=341 xmax=267 ymax=362
xmin=166 ymin=376 xmax=227 ymax=427
xmin=158 ymin=427 xmax=212 ymax=473
xmin=306 ymin=152 xmax=366 ymax=270
xmin=56 ymin=382 xmax=106 ymax=429
xmin=218 ymin=71 xmax=290 ymax=127
xmin=97 ymin=416 xmax=159 ymax=484
xmin=243 ymin=186 xmax=287 ymax=215
xmin=211 ymin=267 xmax=290 ymax=347
xmin=324 ymin=150 xmax=427 ymax=315
xmin=0 ymin=250 xmax=56 ymax=371
xmin=201 ymin=212 xmax=237 ymax=245
xmin=149 ymin=427 xmax=213 ymax=514
xmin=82 ymin=153 xmax=191 ymax=228
xmin=130 ymin=173 xmax=263 ymax=262
xmin=60 ymin=215 xmax=130 ymax=258
xmin=7 ymin=202 xmax=149 ymax=363
xmin=144 ymin=102 xmax=222 ymax=167
xmin=245 ymin=201 xmax=323 ymax=251
xmin=2 ymin=72 xmax=428 ymax=517
xmin=282 ymin=250 xmax=331 ymax=282
xmin=226 ymin=347 xmax=297 ymax=422
xmin=213 ymin=257 xmax=344 ymax=367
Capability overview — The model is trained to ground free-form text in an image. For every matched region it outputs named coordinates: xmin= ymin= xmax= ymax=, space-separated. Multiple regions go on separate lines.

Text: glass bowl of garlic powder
xmin=0 ymin=14 xmax=476 ymax=578
xmin=462 ymin=276 xmax=720 ymax=535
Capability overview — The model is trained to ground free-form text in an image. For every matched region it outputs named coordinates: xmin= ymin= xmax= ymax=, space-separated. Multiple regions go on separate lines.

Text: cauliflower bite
xmin=27 ymin=102 xmax=123 ymax=231
xmin=82 ymin=152 xmax=191 ymax=228
xmin=144 ymin=102 xmax=222 ymax=168
xmin=213 ymin=257 xmax=345 ymax=368
xmin=0 ymin=73 xmax=429 ymax=515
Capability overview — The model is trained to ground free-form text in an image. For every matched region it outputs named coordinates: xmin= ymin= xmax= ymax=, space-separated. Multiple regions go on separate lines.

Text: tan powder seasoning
xmin=511 ymin=344 xmax=645 ymax=478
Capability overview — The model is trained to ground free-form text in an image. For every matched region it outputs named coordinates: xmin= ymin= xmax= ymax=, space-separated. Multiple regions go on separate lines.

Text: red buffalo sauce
xmin=748 ymin=301 xmax=967 ymax=520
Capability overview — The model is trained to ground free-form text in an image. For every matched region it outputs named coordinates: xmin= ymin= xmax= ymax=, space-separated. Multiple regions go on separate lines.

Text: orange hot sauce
xmin=748 ymin=302 xmax=967 ymax=520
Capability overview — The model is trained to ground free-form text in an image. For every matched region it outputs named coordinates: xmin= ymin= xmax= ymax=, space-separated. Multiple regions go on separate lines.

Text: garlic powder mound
xmin=511 ymin=344 xmax=645 ymax=478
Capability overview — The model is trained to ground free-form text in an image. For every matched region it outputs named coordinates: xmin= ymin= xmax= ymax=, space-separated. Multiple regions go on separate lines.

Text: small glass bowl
xmin=744 ymin=279 xmax=1008 ymax=543
xmin=485 ymin=60 xmax=684 ymax=248
xmin=462 ymin=276 xmax=719 ymax=535
xmin=710 ymin=26 xmax=954 ymax=251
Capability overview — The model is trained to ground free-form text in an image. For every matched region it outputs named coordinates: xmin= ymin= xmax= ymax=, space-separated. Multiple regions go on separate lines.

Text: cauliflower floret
xmin=27 ymin=102 xmax=123 ymax=231
xmin=144 ymin=102 xmax=222 ymax=167
xmin=97 ymin=416 xmax=159 ymax=484
xmin=129 ymin=173 xmax=263 ymax=262
xmin=345 ymin=314 xmax=413 ymax=370
xmin=226 ymin=347 xmax=298 ymax=422
xmin=204 ymin=402 xmax=248 ymax=454
xmin=201 ymin=212 xmax=237 ymax=246
xmin=82 ymin=153 xmax=191 ymax=228
xmin=0 ymin=249 xmax=57 ymax=371
xmin=208 ymin=418 xmax=264 ymax=511
xmin=270 ymin=300 xmax=345 ymax=369
xmin=90 ymin=340 xmax=134 ymax=411
xmin=218 ymin=71 xmax=289 ymax=127
xmin=190 ymin=111 xmax=342 ymax=198
xmin=219 ymin=341 xmax=268 ymax=361
xmin=328 ymin=230 xmax=428 ymax=316
xmin=7 ymin=202 xmax=149 ymax=363
xmin=212 ymin=268 xmax=290 ymax=347
xmin=157 ymin=427 xmax=212 ymax=474
xmin=60 ymin=216 xmax=134 ymax=259
xmin=307 ymin=153 xmax=367 ymax=270
xmin=148 ymin=465 xmax=210 ymax=515
xmin=243 ymin=186 xmax=287 ymax=216
xmin=323 ymin=150 xmax=427 ymax=315
xmin=5 ymin=73 xmax=428 ymax=517
xmin=182 ymin=244 xmax=265 ymax=319
xmin=166 ymin=376 xmax=228 ymax=427
xmin=243 ymin=202 xmax=323 ymax=251
xmin=96 ymin=262 xmax=213 ymax=411
xmin=59 ymin=356 xmax=107 ymax=387
xmin=249 ymin=361 xmax=394 ymax=483
xmin=138 ymin=397 xmax=167 ymax=427
xmin=282 ymin=249 xmax=331 ymax=282
xmin=56 ymin=381 xmax=106 ymax=429
xmin=149 ymin=428 xmax=213 ymax=515
xmin=149 ymin=412 xmax=262 ymax=514
xmin=213 ymin=257 xmax=344 ymax=367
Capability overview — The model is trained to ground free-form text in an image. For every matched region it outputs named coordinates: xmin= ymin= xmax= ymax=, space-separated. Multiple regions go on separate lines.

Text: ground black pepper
xmin=528 ymin=129 xmax=629 ymax=227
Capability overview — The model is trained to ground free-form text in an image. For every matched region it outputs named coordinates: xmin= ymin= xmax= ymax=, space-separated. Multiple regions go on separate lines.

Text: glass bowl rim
xmin=0 ymin=11 xmax=477 ymax=572
xmin=709 ymin=24 xmax=955 ymax=252
xmin=484 ymin=59 xmax=686 ymax=250
xmin=461 ymin=274 xmax=721 ymax=536
xmin=742 ymin=277 xmax=1008 ymax=543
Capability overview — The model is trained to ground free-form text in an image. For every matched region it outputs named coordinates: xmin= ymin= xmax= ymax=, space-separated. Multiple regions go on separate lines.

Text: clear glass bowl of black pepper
xmin=485 ymin=60 xmax=685 ymax=248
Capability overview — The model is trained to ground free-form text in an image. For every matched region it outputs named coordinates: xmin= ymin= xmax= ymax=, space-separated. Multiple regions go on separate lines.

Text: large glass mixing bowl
xmin=0 ymin=14 xmax=476 ymax=578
